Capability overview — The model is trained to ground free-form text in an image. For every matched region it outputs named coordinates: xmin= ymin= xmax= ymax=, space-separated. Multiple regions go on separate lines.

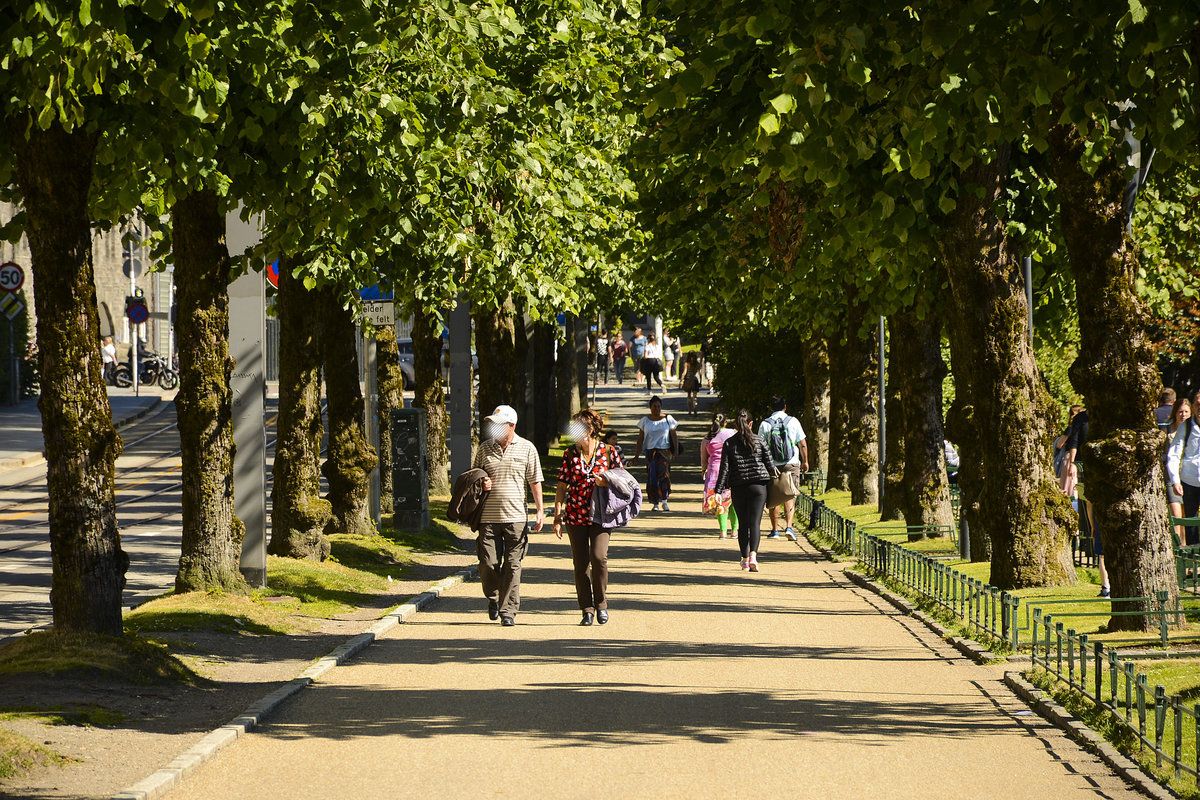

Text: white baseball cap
xmin=485 ymin=405 xmax=518 ymax=426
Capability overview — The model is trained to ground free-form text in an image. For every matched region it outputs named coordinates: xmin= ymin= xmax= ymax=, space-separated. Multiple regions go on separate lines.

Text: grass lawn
xmin=0 ymin=727 xmax=68 ymax=780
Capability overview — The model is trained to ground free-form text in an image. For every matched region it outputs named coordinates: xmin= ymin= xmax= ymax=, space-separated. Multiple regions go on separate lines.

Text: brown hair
xmin=572 ymin=408 xmax=605 ymax=440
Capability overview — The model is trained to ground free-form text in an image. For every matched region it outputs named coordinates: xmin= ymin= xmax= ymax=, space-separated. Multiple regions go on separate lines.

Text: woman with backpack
xmin=701 ymin=413 xmax=738 ymax=539
xmin=610 ymin=331 xmax=628 ymax=384
xmin=679 ymin=352 xmax=702 ymax=415
xmin=714 ymin=409 xmax=780 ymax=572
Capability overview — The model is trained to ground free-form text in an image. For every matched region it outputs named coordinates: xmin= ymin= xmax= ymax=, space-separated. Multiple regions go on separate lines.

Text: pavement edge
xmin=1003 ymin=671 xmax=1178 ymax=800
xmin=109 ymin=563 xmax=479 ymax=800
xmin=0 ymin=396 xmax=163 ymax=473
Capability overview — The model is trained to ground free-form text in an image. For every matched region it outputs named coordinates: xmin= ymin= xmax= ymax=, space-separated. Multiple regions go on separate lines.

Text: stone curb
xmin=109 ymin=563 xmax=479 ymax=800
xmin=0 ymin=397 xmax=163 ymax=474
xmin=1003 ymin=671 xmax=1178 ymax=800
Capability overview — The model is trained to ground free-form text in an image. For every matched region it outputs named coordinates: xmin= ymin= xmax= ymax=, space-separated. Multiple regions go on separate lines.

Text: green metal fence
xmin=1032 ymin=606 xmax=1200 ymax=786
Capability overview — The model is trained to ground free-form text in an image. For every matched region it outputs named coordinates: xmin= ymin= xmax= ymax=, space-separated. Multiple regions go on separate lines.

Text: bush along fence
xmin=796 ymin=491 xmax=1195 ymax=652
xmin=1032 ymin=607 xmax=1200 ymax=788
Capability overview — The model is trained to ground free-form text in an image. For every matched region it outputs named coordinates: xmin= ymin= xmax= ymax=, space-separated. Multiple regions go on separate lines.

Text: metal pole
xmin=878 ymin=316 xmax=886 ymax=514
xmin=448 ymin=295 xmax=473 ymax=480
xmin=365 ymin=331 xmax=381 ymax=530
xmin=591 ymin=312 xmax=600 ymax=407
xmin=7 ymin=318 xmax=16 ymax=406
xmin=132 ymin=324 xmax=139 ymax=396
xmin=1023 ymin=255 xmax=1033 ymax=342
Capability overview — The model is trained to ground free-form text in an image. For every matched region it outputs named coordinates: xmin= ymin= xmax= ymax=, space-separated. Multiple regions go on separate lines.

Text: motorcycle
xmin=112 ymin=350 xmax=178 ymax=390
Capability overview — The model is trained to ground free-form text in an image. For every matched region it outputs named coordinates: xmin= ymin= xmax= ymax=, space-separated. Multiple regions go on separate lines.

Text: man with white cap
xmin=472 ymin=404 xmax=545 ymax=626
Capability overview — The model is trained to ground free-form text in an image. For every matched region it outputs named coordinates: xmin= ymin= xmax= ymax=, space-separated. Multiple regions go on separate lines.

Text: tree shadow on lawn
xmin=261 ymin=680 xmax=1004 ymax=748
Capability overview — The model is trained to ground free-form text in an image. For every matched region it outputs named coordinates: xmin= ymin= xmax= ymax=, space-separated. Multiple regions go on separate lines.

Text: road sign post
xmin=0 ymin=289 xmax=21 ymax=407
xmin=0 ymin=261 xmax=25 ymax=294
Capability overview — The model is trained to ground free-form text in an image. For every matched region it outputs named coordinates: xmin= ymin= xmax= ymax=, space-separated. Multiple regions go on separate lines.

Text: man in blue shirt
xmin=630 ymin=327 xmax=647 ymax=383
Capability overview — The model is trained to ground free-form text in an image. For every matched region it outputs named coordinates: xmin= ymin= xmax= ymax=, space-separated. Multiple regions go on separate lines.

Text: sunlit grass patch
xmin=0 ymin=727 xmax=68 ymax=780
xmin=0 ymin=631 xmax=198 ymax=684
xmin=0 ymin=705 xmax=125 ymax=728
xmin=126 ymin=591 xmax=302 ymax=637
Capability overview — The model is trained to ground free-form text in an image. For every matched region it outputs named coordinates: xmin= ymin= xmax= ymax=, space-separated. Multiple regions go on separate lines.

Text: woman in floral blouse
xmin=553 ymin=408 xmax=624 ymax=625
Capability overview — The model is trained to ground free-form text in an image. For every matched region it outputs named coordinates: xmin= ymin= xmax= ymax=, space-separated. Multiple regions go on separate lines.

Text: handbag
xmin=767 ymin=469 xmax=799 ymax=507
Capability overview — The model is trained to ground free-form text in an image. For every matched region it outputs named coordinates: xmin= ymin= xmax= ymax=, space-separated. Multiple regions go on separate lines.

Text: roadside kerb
xmin=109 ymin=564 xmax=479 ymax=800
xmin=0 ymin=396 xmax=163 ymax=473
xmin=1004 ymin=671 xmax=1177 ymax=800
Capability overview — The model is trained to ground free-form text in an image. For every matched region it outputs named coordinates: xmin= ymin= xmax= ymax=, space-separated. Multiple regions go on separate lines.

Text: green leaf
xmin=758 ymin=112 xmax=780 ymax=136
xmin=769 ymin=93 xmax=795 ymax=115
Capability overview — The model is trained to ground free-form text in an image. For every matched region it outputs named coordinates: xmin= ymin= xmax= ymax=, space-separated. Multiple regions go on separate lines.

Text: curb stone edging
xmin=0 ymin=397 xmax=163 ymax=474
xmin=1003 ymin=671 xmax=1179 ymax=800
xmin=109 ymin=563 xmax=479 ymax=800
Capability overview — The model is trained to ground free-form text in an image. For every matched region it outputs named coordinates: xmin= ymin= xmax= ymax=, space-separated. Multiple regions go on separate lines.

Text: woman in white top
xmin=632 ymin=395 xmax=678 ymax=511
xmin=641 ymin=334 xmax=665 ymax=393
xmin=1167 ymin=402 xmax=1200 ymax=545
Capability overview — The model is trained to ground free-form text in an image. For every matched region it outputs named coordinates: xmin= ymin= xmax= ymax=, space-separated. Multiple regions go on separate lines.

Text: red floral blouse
xmin=557 ymin=444 xmax=624 ymax=526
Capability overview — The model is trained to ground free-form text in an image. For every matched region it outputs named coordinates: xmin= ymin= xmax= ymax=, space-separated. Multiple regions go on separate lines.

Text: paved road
xmin=167 ymin=384 xmax=1141 ymax=800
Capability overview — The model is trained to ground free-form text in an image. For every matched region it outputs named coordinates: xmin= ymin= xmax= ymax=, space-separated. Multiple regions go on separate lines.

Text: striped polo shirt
xmin=472 ymin=433 xmax=544 ymax=524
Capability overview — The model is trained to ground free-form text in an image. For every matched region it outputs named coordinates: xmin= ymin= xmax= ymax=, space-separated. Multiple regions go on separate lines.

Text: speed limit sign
xmin=0 ymin=262 xmax=23 ymax=293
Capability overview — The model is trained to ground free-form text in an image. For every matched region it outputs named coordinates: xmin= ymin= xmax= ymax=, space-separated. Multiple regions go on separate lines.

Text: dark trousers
xmin=614 ymin=358 xmax=625 ymax=383
xmin=643 ymin=359 xmax=664 ymax=391
xmin=566 ymin=523 xmax=610 ymax=612
xmin=477 ymin=522 xmax=529 ymax=616
xmin=731 ymin=482 xmax=768 ymax=558
xmin=646 ymin=449 xmax=672 ymax=503
xmin=1183 ymin=483 xmax=1200 ymax=546
xmin=596 ymin=359 xmax=609 ymax=384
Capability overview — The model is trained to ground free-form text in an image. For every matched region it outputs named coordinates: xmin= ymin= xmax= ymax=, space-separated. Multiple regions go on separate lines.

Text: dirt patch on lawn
xmin=0 ymin=539 xmax=476 ymax=800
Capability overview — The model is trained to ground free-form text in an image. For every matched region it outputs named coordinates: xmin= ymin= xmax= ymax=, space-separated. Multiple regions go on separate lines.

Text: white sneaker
xmin=785 ymin=527 xmax=797 ymax=541
xmin=651 ymin=503 xmax=660 ymax=512
xmin=662 ymin=500 xmax=670 ymax=512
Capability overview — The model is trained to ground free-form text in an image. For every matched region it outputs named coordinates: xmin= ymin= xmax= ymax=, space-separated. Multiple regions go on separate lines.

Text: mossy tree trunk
xmin=825 ymin=331 xmax=852 ymax=493
xmin=321 ymin=289 xmax=377 ymax=537
xmin=1050 ymin=122 xmax=1176 ymax=629
xmin=473 ymin=297 xmax=520 ymax=420
xmin=800 ymin=335 xmax=831 ymax=478
xmin=411 ymin=305 xmax=450 ymax=495
xmin=171 ymin=189 xmax=246 ymax=592
xmin=268 ymin=259 xmax=331 ymax=560
xmin=843 ymin=304 xmax=880 ymax=506
xmin=946 ymin=392 xmax=990 ymax=561
xmin=376 ymin=325 xmax=403 ymax=504
xmin=556 ymin=316 xmax=581 ymax=432
xmin=880 ymin=327 xmax=905 ymax=522
xmin=938 ymin=153 xmax=1076 ymax=588
xmin=891 ymin=311 xmax=954 ymax=533
xmin=10 ymin=120 xmax=126 ymax=635
xmin=575 ymin=313 xmax=590 ymax=409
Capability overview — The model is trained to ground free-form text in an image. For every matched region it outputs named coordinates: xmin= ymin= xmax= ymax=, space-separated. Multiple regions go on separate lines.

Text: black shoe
xmin=597 ymin=609 xmax=609 ymax=625
xmin=500 ymin=615 xmax=515 ymax=626
xmin=580 ymin=612 xmax=595 ymax=626
xmin=488 ymin=600 xmax=499 ymax=620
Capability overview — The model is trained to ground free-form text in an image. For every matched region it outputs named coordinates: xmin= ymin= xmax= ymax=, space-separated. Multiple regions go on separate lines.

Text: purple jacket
xmin=589 ymin=467 xmax=642 ymax=529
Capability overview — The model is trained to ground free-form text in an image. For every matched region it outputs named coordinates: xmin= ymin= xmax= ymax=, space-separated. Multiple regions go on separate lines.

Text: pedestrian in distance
xmin=100 ymin=335 xmax=117 ymax=383
xmin=641 ymin=333 xmax=666 ymax=393
xmin=715 ymin=408 xmax=780 ymax=572
xmin=700 ymin=413 xmax=738 ymax=539
xmin=611 ymin=331 xmax=628 ymax=385
xmin=679 ymin=352 xmax=702 ymax=415
xmin=1059 ymin=406 xmax=1108 ymax=596
xmin=630 ymin=327 xmax=647 ymax=382
xmin=472 ymin=404 xmax=545 ymax=626
xmin=602 ymin=429 xmax=624 ymax=463
xmin=1167 ymin=401 xmax=1200 ymax=546
xmin=1165 ymin=399 xmax=1192 ymax=541
xmin=759 ymin=395 xmax=808 ymax=541
xmin=1156 ymin=388 xmax=1177 ymax=431
xmin=632 ymin=395 xmax=679 ymax=512
xmin=553 ymin=409 xmax=628 ymax=626
xmin=595 ymin=329 xmax=610 ymax=385
xmin=662 ymin=329 xmax=677 ymax=380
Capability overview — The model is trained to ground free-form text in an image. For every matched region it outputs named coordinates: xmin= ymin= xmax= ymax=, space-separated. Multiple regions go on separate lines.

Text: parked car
xmin=395 ymin=338 xmax=476 ymax=389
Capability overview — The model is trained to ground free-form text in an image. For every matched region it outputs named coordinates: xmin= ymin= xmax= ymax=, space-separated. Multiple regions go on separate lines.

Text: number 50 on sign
xmin=0 ymin=262 xmax=24 ymax=293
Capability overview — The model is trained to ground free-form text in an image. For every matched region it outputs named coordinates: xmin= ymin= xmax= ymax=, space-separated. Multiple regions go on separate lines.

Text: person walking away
xmin=101 ymin=336 xmax=117 ymax=383
xmin=680 ymin=352 xmax=702 ymax=415
xmin=641 ymin=334 xmax=666 ymax=393
xmin=662 ymin=329 xmax=677 ymax=380
xmin=632 ymin=395 xmax=678 ymax=511
xmin=595 ymin=330 xmax=610 ymax=385
xmin=700 ymin=336 xmax=715 ymax=393
xmin=701 ymin=413 xmax=738 ymax=539
xmin=630 ymin=327 xmax=647 ymax=383
xmin=1167 ymin=403 xmax=1200 ymax=546
xmin=943 ymin=440 xmax=960 ymax=485
xmin=610 ymin=332 xmax=628 ymax=385
xmin=759 ymin=395 xmax=809 ymax=541
xmin=715 ymin=408 xmax=779 ymax=572
xmin=1059 ymin=407 xmax=1108 ymax=596
xmin=1166 ymin=399 xmax=1192 ymax=541
xmin=472 ymin=404 xmax=545 ymax=626
xmin=553 ymin=409 xmax=627 ymax=625
xmin=1157 ymin=388 xmax=1177 ymax=431
xmin=1053 ymin=405 xmax=1084 ymax=481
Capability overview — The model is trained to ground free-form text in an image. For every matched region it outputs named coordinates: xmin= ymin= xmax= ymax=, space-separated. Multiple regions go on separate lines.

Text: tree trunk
xmin=881 ymin=328 xmax=905 ymax=522
xmin=946 ymin=392 xmax=990 ymax=561
xmin=10 ymin=120 xmax=126 ymax=635
xmin=800 ymin=335 xmax=831 ymax=478
xmin=938 ymin=153 xmax=1076 ymax=588
xmin=268 ymin=259 xmax=332 ymax=560
xmin=530 ymin=319 xmax=557 ymax=453
xmin=170 ymin=190 xmax=246 ymax=593
xmin=825 ymin=332 xmax=852 ymax=493
xmin=556 ymin=316 xmax=581 ymax=433
xmin=411 ymin=305 xmax=450 ymax=495
xmin=321 ymin=289 xmax=377 ymax=537
xmin=844 ymin=305 xmax=880 ymax=506
xmin=575 ymin=313 xmax=590 ymax=409
xmin=891 ymin=311 xmax=955 ymax=532
xmin=1050 ymin=122 xmax=1176 ymax=629
xmin=376 ymin=325 xmax=403 ymax=504
xmin=473 ymin=297 xmax=520 ymax=419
